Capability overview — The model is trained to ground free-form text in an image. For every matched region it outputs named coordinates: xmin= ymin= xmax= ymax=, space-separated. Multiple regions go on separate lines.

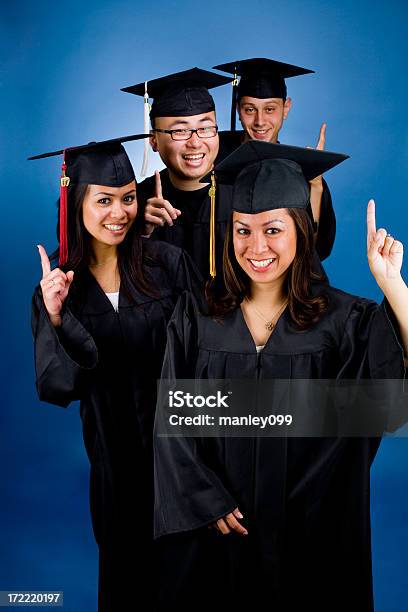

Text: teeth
xmin=105 ymin=224 xmax=124 ymax=231
xmin=183 ymin=154 xmax=204 ymax=160
xmin=249 ymin=258 xmax=275 ymax=268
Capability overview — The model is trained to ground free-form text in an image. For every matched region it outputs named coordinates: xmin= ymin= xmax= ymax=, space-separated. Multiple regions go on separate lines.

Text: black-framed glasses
xmin=151 ymin=125 xmax=218 ymax=141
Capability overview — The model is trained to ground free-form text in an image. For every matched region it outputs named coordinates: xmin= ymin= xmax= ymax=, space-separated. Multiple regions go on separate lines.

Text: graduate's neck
xmin=89 ymin=243 xmax=119 ymax=292
xmin=249 ymin=280 xmax=286 ymax=308
xmin=168 ymin=170 xmax=209 ymax=192
xmin=90 ymin=241 xmax=118 ymax=268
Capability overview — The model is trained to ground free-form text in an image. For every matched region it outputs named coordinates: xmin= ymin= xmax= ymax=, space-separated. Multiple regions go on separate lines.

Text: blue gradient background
xmin=1 ymin=1 xmax=407 ymax=610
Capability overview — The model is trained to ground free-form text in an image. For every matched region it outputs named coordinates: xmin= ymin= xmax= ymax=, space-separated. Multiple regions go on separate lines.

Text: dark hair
xmin=205 ymin=208 xmax=328 ymax=330
xmin=51 ymin=182 xmax=157 ymax=300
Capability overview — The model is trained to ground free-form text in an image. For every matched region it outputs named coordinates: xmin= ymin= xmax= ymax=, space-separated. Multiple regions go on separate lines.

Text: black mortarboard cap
xmin=214 ymin=140 xmax=349 ymax=213
xmin=121 ymin=68 xmax=232 ymax=176
xmin=121 ymin=67 xmax=233 ymax=119
xmin=28 ymin=134 xmax=150 ymax=185
xmin=213 ymin=58 xmax=314 ymax=130
xmin=28 ymin=134 xmax=149 ymax=265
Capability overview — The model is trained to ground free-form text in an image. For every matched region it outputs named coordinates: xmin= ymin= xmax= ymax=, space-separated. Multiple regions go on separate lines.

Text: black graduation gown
xmin=217 ymin=130 xmax=336 ymax=261
xmin=153 ymin=286 xmax=406 ymax=612
xmin=137 ymin=169 xmax=233 ymax=279
xmin=31 ymin=240 xmax=199 ymax=612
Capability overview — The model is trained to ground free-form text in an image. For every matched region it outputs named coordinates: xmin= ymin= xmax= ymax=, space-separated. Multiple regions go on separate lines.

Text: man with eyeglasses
xmin=121 ymin=68 xmax=234 ymax=278
xmin=122 ymin=65 xmax=334 ymax=278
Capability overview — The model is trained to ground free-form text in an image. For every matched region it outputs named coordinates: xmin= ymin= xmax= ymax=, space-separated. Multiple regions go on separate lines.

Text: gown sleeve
xmin=337 ymin=297 xmax=407 ymax=432
xmin=31 ymin=286 xmax=98 ymax=408
xmin=315 ymin=179 xmax=336 ymax=262
xmin=153 ymin=291 xmax=237 ymax=538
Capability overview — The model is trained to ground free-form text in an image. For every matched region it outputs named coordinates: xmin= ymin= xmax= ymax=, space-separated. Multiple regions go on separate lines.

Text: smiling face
xmin=233 ymin=208 xmax=297 ymax=287
xmin=149 ymin=111 xmax=219 ymax=185
xmin=82 ymin=181 xmax=137 ymax=249
xmin=238 ymin=96 xmax=292 ymax=143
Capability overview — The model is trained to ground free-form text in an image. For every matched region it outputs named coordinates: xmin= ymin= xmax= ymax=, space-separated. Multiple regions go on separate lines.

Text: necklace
xmin=89 ymin=258 xmax=117 ymax=268
xmin=245 ymin=297 xmax=287 ymax=331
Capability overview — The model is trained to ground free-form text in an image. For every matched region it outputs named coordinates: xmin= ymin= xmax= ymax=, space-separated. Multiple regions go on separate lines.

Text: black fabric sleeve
xmin=315 ymin=179 xmax=336 ymax=262
xmin=337 ymin=298 xmax=405 ymax=379
xmin=337 ymin=297 xmax=406 ymax=432
xmin=31 ymin=287 xmax=98 ymax=408
xmin=153 ymin=292 xmax=237 ymax=538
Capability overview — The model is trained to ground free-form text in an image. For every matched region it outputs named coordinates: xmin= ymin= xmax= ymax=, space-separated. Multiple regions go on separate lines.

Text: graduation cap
xmin=204 ymin=141 xmax=348 ymax=278
xmin=121 ymin=67 xmax=233 ymax=175
xmin=215 ymin=140 xmax=349 ymax=213
xmin=213 ymin=58 xmax=314 ymax=131
xmin=28 ymin=134 xmax=149 ymax=266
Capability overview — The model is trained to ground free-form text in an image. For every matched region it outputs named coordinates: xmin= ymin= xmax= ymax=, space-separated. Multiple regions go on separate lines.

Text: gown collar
xmin=199 ymin=303 xmax=289 ymax=354
xmin=72 ymin=267 xmax=159 ymax=315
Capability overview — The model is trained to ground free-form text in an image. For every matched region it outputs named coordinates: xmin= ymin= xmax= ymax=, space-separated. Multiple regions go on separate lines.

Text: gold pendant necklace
xmin=245 ymin=298 xmax=287 ymax=331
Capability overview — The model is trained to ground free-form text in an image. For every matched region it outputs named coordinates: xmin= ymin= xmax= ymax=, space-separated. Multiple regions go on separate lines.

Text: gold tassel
xmin=208 ymin=171 xmax=216 ymax=278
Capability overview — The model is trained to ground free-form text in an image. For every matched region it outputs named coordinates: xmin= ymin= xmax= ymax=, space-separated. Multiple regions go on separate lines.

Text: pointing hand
xmin=366 ymin=199 xmax=403 ymax=286
xmin=38 ymin=244 xmax=74 ymax=327
xmin=144 ymin=171 xmax=181 ymax=235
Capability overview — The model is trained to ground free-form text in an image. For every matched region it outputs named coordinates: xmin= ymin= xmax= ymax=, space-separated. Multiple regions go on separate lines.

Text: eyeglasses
xmin=151 ymin=125 xmax=218 ymax=141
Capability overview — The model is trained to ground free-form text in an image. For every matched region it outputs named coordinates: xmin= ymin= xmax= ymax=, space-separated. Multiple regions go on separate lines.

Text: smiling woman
xmin=82 ymin=183 xmax=138 ymax=293
xmin=233 ymin=210 xmax=297 ymax=278
xmin=225 ymin=206 xmax=328 ymax=344
xmin=83 ymin=183 xmax=138 ymax=241
xmin=29 ymin=135 xmax=199 ymax=611
xmin=153 ymin=141 xmax=408 ymax=612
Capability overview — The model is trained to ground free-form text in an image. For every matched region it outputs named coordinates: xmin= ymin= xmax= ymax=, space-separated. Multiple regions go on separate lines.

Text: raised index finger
xmin=155 ymin=170 xmax=163 ymax=200
xmin=37 ymin=244 xmax=51 ymax=277
xmin=316 ymin=123 xmax=326 ymax=151
xmin=366 ymin=199 xmax=377 ymax=246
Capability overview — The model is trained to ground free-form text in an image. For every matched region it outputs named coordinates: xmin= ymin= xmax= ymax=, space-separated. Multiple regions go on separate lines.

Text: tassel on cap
xmin=230 ymin=69 xmax=239 ymax=132
xmin=141 ymin=81 xmax=151 ymax=177
xmin=59 ymin=151 xmax=70 ymax=266
xmin=208 ymin=171 xmax=216 ymax=278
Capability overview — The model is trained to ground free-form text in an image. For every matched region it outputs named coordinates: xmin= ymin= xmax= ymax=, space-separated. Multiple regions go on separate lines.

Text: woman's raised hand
xmin=38 ymin=245 xmax=74 ymax=327
xmin=367 ymin=199 xmax=404 ymax=287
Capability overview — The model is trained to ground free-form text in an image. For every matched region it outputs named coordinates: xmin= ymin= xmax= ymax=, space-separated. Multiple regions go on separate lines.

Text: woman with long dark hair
xmin=30 ymin=136 xmax=199 ymax=611
xmin=153 ymin=142 xmax=408 ymax=611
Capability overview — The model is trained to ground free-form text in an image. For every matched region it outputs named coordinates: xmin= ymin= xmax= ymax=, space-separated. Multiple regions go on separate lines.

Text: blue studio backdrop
xmin=1 ymin=1 xmax=407 ymax=610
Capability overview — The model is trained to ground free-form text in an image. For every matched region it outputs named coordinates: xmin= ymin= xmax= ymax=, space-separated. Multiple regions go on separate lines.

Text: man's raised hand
xmin=308 ymin=123 xmax=327 ymax=226
xmin=144 ymin=171 xmax=181 ymax=235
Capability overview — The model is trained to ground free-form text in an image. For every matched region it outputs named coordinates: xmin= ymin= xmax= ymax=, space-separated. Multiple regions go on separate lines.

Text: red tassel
xmin=59 ymin=154 xmax=70 ymax=266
